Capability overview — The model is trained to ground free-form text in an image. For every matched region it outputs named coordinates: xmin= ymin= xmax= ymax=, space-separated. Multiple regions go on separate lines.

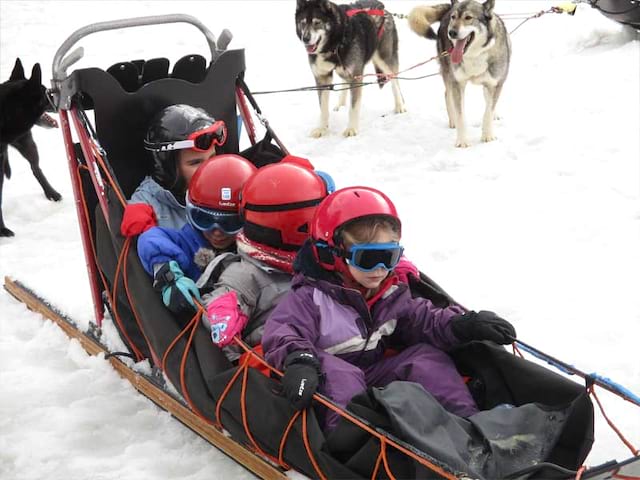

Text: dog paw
xmin=394 ymin=105 xmax=407 ymax=114
xmin=449 ymin=121 xmax=456 ymax=129
xmin=310 ymin=127 xmax=328 ymax=138
xmin=481 ymin=134 xmax=497 ymax=143
xmin=333 ymin=105 xmax=343 ymax=112
xmin=455 ymin=139 xmax=471 ymax=148
xmin=0 ymin=227 xmax=15 ymax=237
xmin=342 ymin=127 xmax=358 ymax=137
xmin=46 ymin=190 xmax=62 ymax=202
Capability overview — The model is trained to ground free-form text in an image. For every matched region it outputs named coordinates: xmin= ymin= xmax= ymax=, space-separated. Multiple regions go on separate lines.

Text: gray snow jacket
xmin=130 ymin=176 xmax=186 ymax=230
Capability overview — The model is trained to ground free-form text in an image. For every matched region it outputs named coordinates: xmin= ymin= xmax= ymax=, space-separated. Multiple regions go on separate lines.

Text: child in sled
xmin=137 ymin=154 xmax=256 ymax=314
xmin=122 ymin=104 xmax=228 ymax=235
xmin=200 ymin=162 xmax=333 ymax=361
xmin=262 ymin=186 xmax=517 ymax=431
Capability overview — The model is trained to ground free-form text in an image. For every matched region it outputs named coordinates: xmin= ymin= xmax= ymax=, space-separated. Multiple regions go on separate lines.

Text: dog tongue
xmin=451 ymin=39 xmax=466 ymax=65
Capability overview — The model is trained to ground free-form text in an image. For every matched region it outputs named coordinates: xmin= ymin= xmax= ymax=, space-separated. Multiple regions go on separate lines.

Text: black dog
xmin=0 ymin=58 xmax=61 ymax=237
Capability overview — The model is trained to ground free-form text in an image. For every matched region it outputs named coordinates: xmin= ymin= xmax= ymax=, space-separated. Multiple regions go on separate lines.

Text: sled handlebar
xmin=52 ymin=14 xmax=224 ymax=82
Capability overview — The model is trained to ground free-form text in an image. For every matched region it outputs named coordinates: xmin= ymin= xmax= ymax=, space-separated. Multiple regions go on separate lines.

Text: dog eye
xmin=312 ymin=19 xmax=322 ymax=27
xmin=451 ymin=13 xmax=457 ymax=19
xmin=465 ymin=15 xmax=473 ymax=20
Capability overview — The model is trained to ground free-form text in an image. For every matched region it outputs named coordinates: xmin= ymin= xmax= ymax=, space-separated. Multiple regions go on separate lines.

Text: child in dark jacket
xmin=262 ymin=186 xmax=516 ymax=431
xmin=138 ymin=154 xmax=256 ymax=314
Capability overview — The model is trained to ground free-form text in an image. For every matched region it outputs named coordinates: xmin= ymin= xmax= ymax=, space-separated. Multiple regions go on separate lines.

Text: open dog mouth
xmin=305 ymin=40 xmax=320 ymax=54
xmin=449 ymin=32 xmax=475 ymax=65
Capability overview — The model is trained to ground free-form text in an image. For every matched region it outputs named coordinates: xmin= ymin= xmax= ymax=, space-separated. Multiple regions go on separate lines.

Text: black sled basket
xmin=50 ymin=14 xmax=618 ymax=480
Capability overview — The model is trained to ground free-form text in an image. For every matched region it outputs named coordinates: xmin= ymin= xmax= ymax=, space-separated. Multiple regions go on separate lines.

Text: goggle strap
xmin=243 ymin=197 xmax=325 ymax=213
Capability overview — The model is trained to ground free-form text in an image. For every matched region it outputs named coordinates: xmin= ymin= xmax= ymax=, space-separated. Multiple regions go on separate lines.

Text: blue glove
xmin=152 ymin=261 xmax=201 ymax=314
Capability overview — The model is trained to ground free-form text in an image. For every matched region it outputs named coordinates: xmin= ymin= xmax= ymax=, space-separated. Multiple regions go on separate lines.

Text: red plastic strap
xmin=589 ymin=385 xmax=640 ymax=456
xmin=345 ymin=8 xmax=386 ymax=39
xmin=346 ymin=8 xmax=385 ymax=17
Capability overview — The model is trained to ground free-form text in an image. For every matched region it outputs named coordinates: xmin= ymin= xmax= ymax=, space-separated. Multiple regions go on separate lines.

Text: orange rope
xmin=121 ymin=239 xmax=161 ymax=367
xmin=76 ymin=163 xmax=145 ymax=361
xmin=589 ymin=385 xmax=640 ymax=456
xmin=380 ymin=439 xmax=396 ymax=480
xmin=231 ymin=337 xmax=459 ymax=480
xmin=278 ymin=412 xmax=299 ymax=467
xmin=161 ymin=308 xmax=199 ymax=373
xmin=302 ymin=409 xmax=328 ymax=480
xmin=575 ymin=465 xmax=587 ymax=480
xmin=215 ymin=355 xmax=249 ymax=430
xmin=613 ymin=473 xmax=640 ymax=480
xmin=178 ymin=306 xmax=212 ymax=423
xmin=512 ymin=342 xmax=524 ymax=358
xmin=371 ymin=447 xmax=384 ymax=480
xmin=88 ymin=140 xmax=127 ymax=208
xmin=240 ymin=364 xmax=283 ymax=465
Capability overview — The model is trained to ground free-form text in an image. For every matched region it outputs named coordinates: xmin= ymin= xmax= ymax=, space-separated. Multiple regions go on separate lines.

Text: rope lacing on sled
xmin=512 ymin=342 xmax=640 ymax=459
xmin=71 ymin=107 xmax=158 ymax=365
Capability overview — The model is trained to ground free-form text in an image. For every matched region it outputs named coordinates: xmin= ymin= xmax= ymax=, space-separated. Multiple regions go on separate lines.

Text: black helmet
xmin=144 ymin=104 xmax=217 ymax=198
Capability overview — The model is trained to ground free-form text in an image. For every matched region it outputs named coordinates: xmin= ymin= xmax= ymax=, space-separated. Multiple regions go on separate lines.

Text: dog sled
xmin=586 ymin=0 xmax=640 ymax=28
xmin=5 ymin=14 xmax=640 ymax=480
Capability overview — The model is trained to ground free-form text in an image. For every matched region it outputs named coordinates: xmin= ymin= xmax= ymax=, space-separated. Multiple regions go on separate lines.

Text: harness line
xmin=252 ymin=5 xmax=573 ymax=96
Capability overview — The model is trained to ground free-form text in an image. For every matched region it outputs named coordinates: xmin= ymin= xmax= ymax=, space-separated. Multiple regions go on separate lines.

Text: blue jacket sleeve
xmin=137 ymin=226 xmax=196 ymax=277
xmin=393 ymin=290 xmax=465 ymax=351
xmin=262 ymin=286 xmax=320 ymax=370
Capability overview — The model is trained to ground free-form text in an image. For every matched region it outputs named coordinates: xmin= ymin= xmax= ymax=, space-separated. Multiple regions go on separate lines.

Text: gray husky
xmin=295 ymin=0 xmax=406 ymax=137
xmin=409 ymin=0 xmax=510 ymax=147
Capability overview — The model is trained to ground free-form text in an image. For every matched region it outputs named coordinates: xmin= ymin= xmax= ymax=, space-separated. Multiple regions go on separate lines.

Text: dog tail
xmin=407 ymin=4 xmax=450 ymax=40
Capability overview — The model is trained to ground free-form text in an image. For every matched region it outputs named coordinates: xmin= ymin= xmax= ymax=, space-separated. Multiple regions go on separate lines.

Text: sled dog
xmin=0 ymin=58 xmax=60 ymax=237
xmin=295 ymin=0 xmax=406 ymax=138
xmin=408 ymin=0 xmax=510 ymax=147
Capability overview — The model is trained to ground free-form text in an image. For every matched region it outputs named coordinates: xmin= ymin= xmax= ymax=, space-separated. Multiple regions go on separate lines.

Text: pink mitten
xmin=394 ymin=255 xmax=420 ymax=284
xmin=206 ymin=291 xmax=249 ymax=347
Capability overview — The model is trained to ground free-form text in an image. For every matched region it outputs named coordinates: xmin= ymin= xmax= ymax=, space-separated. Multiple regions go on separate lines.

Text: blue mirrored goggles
xmin=186 ymin=198 xmax=243 ymax=234
xmin=342 ymin=242 xmax=404 ymax=272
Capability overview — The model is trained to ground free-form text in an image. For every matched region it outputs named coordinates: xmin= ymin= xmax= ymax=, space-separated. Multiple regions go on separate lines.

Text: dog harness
xmin=346 ymin=8 xmax=386 ymax=40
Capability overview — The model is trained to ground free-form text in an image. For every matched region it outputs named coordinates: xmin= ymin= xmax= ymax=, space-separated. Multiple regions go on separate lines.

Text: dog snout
xmin=449 ymin=29 xmax=458 ymax=39
xmin=302 ymin=32 xmax=311 ymax=44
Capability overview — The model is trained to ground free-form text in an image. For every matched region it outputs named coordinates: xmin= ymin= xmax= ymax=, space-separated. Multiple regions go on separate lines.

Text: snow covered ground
xmin=1 ymin=1 xmax=638 ymax=479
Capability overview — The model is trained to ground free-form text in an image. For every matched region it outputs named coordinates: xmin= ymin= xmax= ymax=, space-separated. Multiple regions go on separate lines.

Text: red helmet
xmin=240 ymin=162 xmax=330 ymax=250
xmin=188 ymin=154 xmax=257 ymax=211
xmin=310 ymin=186 xmax=401 ymax=269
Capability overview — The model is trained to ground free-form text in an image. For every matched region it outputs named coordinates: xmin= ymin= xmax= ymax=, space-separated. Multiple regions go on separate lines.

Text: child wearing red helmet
xmin=200 ymin=162 xmax=333 ymax=361
xmin=262 ymin=186 xmax=517 ymax=431
xmin=137 ymin=154 xmax=256 ymax=314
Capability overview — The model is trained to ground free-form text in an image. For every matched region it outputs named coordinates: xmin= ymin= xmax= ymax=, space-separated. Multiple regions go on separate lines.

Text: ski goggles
xmin=144 ymin=120 xmax=228 ymax=153
xmin=342 ymin=242 xmax=404 ymax=272
xmin=186 ymin=197 xmax=243 ymax=234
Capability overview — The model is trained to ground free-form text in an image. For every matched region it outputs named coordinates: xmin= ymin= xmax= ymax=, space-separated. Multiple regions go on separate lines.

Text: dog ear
xmin=9 ymin=58 xmax=25 ymax=81
xmin=29 ymin=63 xmax=42 ymax=87
xmin=450 ymin=0 xmax=458 ymax=6
xmin=483 ymin=0 xmax=496 ymax=16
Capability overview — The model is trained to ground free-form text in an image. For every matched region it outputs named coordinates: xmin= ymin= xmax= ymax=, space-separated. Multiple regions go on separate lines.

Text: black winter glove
xmin=152 ymin=261 xmax=201 ymax=315
xmin=281 ymin=351 xmax=321 ymax=410
xmin=451 ymin=310 xmax=516 ymax=345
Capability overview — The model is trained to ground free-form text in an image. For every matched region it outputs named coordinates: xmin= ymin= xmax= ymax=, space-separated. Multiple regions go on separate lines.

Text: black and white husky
xmin=409 ymin=0 xmax=511 ymax=147
xmin=295 ymin=0 xmax=406 ymax=137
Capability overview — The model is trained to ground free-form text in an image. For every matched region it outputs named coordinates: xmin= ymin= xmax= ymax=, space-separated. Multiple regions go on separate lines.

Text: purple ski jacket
xmin=263 ymin=273 xmax=466 ymax=370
